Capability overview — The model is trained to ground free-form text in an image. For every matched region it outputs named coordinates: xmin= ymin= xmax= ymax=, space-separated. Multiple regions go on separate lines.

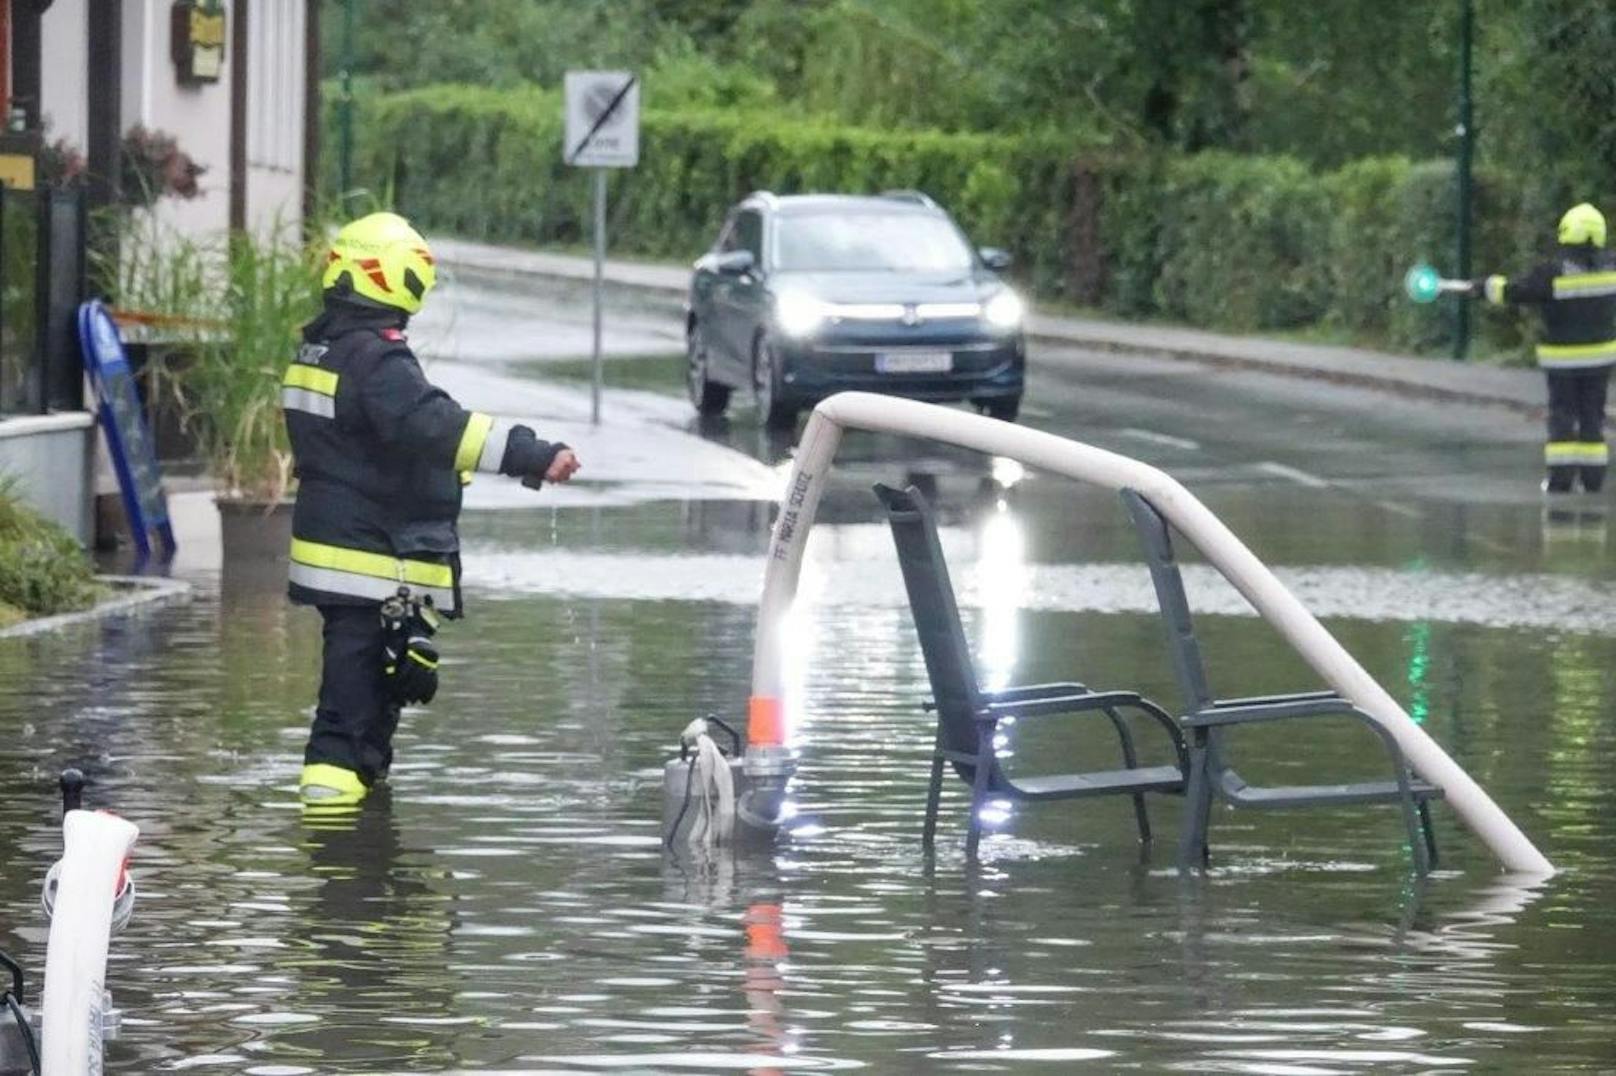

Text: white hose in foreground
xmin=746 ymin=393 xmax=1553 ymax=876
xmin=40 ymin=810 xmax=139 ymax=1076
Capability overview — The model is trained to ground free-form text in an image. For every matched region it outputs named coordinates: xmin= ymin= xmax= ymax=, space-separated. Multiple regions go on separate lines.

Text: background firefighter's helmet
xmin=1557 ymin=203 xmax=1607 ymax=248
xmin=323 ymin=212 xmax=438 ymax=314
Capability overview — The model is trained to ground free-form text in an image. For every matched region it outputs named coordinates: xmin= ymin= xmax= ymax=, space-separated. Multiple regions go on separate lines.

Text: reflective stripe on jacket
xmin=282 ymin=303 xmax=557 ymax=615
xmin=1482 ymin=249 xmax=1616 ymax=369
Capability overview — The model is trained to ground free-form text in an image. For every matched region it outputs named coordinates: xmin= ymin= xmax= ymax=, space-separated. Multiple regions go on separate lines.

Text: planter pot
xmin=216 ymin=496 xmax=293 ymax=562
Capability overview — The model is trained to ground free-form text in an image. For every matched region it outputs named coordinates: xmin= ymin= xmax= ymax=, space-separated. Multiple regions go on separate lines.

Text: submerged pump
xmin=662 ymin=718 xmax=792 ymax=849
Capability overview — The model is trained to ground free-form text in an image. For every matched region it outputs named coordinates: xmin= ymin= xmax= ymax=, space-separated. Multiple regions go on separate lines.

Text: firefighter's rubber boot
xmin=299 ymin=763 xmax=368 ymax=807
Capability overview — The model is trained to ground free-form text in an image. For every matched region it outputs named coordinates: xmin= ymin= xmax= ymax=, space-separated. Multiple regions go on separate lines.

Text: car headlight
xmin=775 ymin=291 xmax=827 ymax=337
xmin=983 ymin=289 xmax=1025 ymax=329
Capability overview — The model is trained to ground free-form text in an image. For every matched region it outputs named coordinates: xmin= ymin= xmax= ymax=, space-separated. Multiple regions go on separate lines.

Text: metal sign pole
xmin=592 ymin=168 xmax=606 ymax=426
xmin=564 ymin=70 xmax=638 ymax=426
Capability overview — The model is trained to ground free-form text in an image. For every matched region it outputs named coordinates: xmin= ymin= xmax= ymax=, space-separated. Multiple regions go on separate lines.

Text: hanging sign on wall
xmin=170 ymin=1 xmax=227 ymax=85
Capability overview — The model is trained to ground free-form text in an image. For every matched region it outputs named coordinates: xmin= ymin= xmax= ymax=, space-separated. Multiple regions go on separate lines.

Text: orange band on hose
xmin=744 ymin=902 xmax=787 ymax=960
xmin=748 ymin=695 xmax=784 ymax=747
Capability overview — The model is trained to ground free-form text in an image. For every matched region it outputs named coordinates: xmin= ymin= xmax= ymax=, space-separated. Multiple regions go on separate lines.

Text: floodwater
xmin=3 ymin=436 xmax=1616 ymax=1074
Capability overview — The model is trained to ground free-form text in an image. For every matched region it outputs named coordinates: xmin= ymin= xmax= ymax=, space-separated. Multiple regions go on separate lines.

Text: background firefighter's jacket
xmin=1482 ymin=248 xmax=1616 ymax=368
xmin=281 ymin=303 xmax=563 ymax=614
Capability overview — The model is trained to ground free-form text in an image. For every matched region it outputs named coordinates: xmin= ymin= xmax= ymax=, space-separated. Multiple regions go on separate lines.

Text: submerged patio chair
xmin=1119 ymin=489 xmax=1443 ymax=874
xmin=875 ymin=483 xmax=1188 ymax=858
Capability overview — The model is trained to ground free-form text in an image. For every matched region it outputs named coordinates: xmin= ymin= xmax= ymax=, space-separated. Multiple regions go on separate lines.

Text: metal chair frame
xmin=876 ymin=483 xmax=1188 ymax=858
xmin=1120 ymin=489 xmax=1442 ymax=874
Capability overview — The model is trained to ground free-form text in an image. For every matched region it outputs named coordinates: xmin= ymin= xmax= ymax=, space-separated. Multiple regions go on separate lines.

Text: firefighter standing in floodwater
xmin=281 ymin=212 xmax=580 ymax=807
xmin=1474 ymin=203 xmax=1616 ymax=493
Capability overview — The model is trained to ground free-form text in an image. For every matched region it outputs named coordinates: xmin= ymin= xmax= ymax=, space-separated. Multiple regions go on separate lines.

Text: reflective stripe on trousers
xmin=1544 ymin=441 xmax=1610 ymax=466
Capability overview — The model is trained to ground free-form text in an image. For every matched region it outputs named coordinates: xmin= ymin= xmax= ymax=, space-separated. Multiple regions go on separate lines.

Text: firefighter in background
xmin=1475 ymin=203 xmax=1616 ymax=493
xmin=282 ymin=212 xmax=580 ymax=807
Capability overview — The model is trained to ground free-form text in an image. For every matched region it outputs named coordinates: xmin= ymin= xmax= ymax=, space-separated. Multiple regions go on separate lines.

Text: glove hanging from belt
xmin=381 ymin=586 xmax=440 ymax=705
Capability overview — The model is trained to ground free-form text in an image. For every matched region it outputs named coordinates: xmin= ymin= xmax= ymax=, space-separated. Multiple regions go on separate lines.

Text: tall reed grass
xmin=102 ymin=214 xmax=325 ymax=500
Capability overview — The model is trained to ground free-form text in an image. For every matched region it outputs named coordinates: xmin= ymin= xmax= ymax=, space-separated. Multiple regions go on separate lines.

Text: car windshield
xmin=774 ymin=211 xmax=975 ymax=272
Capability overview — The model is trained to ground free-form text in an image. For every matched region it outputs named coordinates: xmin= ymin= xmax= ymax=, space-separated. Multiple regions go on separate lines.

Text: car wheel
xmin=753 ymin=336 xmax=798 ymax=429
xmin=687 ymin=322 xmax=731 ymax=416
xmin=975 ymin=396 xmax=1021 ymax=423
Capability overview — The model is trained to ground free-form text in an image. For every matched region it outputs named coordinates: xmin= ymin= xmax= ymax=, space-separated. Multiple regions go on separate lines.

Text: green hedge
xmin=339 ymin=84 xmax=1568 ymax=358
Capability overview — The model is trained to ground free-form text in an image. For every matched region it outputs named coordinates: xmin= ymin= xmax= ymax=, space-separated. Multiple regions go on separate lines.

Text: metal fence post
xmin=1453 ymin=0 xmax=1474 ymax=362
xmin=592 ymin=167 xmax=606 ymax=426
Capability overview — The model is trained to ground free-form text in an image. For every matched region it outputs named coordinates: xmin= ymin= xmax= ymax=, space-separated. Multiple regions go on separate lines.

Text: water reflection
xmin=974 ymin=495 xmax=1026 ymax=694
xmin=4 ymin=465 xmax=1616 ymax=1069
xmin=259 ymin=791 xmax=460 ymax=1070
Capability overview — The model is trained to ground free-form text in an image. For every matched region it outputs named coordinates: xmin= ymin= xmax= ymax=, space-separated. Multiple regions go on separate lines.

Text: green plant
xmin=0 ymin=480 xmax=96 ymax=620
xmin=337 ymin=82 xmax=1581 ymax=358
xmin=104 ymin=215 xmax=323 ymax=499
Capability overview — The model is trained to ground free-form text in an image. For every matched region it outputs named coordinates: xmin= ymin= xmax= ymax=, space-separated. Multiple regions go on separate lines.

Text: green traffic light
xmin=1404 ymin=263 xmax=1442 ymax=304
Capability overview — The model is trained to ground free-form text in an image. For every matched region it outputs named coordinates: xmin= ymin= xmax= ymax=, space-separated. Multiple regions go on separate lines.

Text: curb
xmin=0 ymin=575 xmax=193 ymax=641
xmin=1026 ymin=326 xmax=1545 ymax=418
xmin=438 ymin=243 xmax=1545 ymax=417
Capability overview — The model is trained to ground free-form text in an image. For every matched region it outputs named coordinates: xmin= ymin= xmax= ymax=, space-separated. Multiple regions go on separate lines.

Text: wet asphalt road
xmin=418 ymin=269 xmax=1556 ymax=536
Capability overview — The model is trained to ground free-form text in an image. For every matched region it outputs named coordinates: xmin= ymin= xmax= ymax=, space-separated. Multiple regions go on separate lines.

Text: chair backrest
xmin=874 ymin=483 xmax=985 ymax=756
xmin=1120 ymin=488 xmax=1215 ymax=711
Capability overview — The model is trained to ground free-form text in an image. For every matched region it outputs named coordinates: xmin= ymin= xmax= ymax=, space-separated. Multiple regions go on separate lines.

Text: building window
xmin=246 ymin=1 xmax=299 ymax=174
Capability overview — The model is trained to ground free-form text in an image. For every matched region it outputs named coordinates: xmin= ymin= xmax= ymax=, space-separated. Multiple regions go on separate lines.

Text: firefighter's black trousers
xmin=1544 ymin=367 xmax=1612 ymax=493
xmin=306 ymin=604 xmax=403 ymax=784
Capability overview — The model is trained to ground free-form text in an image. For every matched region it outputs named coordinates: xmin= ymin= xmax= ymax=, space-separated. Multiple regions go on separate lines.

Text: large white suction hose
xmin=39 ymin=810 xmax=139 ymax=1076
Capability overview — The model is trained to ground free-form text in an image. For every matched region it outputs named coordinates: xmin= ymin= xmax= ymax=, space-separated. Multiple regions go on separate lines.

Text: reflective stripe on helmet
xmin=1536 ymin=340 xmax=1616 ymax=368
xmin=281 ymin=386 xmax=336 ymax=418
xmin=1551 ymin=271 xmax=1616 ymax=299
xmin=454 ymin=412 xmax=511 ymax=474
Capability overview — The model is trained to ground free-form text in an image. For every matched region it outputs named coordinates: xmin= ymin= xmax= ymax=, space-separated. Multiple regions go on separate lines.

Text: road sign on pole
xmin=564 ymin=71 xmax=640 ymax=425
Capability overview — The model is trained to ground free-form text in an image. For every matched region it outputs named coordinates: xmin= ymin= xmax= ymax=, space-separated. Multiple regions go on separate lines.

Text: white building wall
xmin=245 ymin=0 xmax=305 ymax=236
xmin=39 ymin=0 xmax=89 ymax=151
xmin=120 ymin=0 xmax=232 ymax=238
xmin=38 ymin=0 xmax=307 ymax=239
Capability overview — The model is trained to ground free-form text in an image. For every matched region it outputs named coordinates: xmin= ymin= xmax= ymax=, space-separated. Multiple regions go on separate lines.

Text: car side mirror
xmin=714 ymin=250 xmax=756 ymax=277
xmin=979 ymin=247 xmax=1013 ymax=271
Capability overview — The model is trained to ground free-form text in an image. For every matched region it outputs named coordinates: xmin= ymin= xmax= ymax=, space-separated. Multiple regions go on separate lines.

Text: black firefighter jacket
xmin=281 ymin=302 xmax=561 ymax=615
xmin=1483 ymin=247 xmax=1616 ymax=369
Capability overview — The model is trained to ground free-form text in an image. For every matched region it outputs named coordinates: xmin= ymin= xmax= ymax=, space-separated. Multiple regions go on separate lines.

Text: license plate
xmin=876 ymin=350 xmax=953 ymax=374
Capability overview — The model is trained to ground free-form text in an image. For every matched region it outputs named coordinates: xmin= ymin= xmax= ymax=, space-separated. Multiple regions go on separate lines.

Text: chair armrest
xmin=1185 ymin=699 xmax=1362 ymax=727
xmin=983 ymin=681 xmax=1089 ymax=703
xmin=985 ymin=690 xmax=1140 ymax=719
xmin=1211 ymin=690 xmax=1342 ymax=709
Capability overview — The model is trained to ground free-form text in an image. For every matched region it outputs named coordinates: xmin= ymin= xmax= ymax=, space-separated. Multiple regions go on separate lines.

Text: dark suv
xmin=685 ymin=192 xmax=1026 ymax=427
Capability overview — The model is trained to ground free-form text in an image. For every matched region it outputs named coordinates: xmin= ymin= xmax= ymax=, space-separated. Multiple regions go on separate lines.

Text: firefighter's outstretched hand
xmin=545 ymin=448 xmax=581 ymax=483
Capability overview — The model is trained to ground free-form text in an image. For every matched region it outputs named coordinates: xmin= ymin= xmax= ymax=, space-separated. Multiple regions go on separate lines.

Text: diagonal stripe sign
xmin=565 ymin=71 xmax=640 ymax=168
